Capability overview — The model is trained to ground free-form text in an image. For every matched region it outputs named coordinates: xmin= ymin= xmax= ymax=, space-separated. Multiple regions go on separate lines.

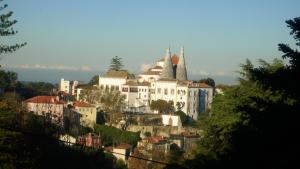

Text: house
xmin=59 ymin=134 xmax=76 ymax=146
xmin=73 ymin=101 xmax=97 ymax=128
xmin=112 ymin=143 xmax=132 ymax=163
xmin=98 ymin=70 xmax=130 ymax=92
xmin=77 ymin=133 xmax=101 ymax=148
xmin=137 ymin=136 xmax=170 ymax=154
xmin=25 ymin=96 xmax=66 ymax=126
xmin=169 ymin=132 xmax=200 ymax=151
xmin=59 ymin=78 xmax=79 ymax=95
xmin=96 ymin=48 xmax=214 ymax=120
xmin=161 ymin=114 xmax=182 ymax=127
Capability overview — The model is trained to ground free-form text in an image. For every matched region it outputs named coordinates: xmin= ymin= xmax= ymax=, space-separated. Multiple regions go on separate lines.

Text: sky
xmin=1 ymin=0 xmax=300 ymax=84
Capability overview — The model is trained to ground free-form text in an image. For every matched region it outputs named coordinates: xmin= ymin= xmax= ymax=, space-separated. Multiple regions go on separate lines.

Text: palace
xmin=98 ymin=47 xmax=213 ymax=120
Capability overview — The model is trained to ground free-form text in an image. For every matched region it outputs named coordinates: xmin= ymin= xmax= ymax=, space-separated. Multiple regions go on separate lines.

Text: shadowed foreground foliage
xmin=0 ymin=103 xmax=115 ymax=169
xmin=179 ymin=17 xmax=300 ymax=169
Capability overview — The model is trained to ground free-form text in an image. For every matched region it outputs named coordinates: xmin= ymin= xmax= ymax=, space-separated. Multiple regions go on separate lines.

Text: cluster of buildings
xmin=93 ymin=47 xmax=213 ymax=120
xmin=22 ymin=47 xmax=213 ymax=165
xmin=24 ymin=95 xmax=97 ymax=128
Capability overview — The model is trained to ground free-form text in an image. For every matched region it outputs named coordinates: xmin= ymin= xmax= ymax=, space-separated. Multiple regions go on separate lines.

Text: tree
xmin=187 ymin=17 xmax=300 ymax=169
xmin=174 ymin=110 xmax=189 ymax=125
xmin=0 ymin=69 xmax=17 ymax=91
xmin=150 ymin=99 xmax=174 ymax=114
xmin=88 ymin=75 xmax=99 ymax=86
xmin=199 ymin=77 xmax=215 ymax=87
xmin=109 ymin=56 xmax=123 ymax=71
xmin=0 ymin=0 xmax=26 ymax=58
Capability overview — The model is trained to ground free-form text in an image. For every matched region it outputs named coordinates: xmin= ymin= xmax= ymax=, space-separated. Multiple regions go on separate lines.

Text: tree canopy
xmin=185 ymin=17 xmax=300 ymax=169
xmin=0 ymin=0 xmax=26 ymax=57
xmin=109 ymin=56 xmax=124 ymax=71
xmin=150 ymin=99 xmax=174 ymax=114
xmin=198 ymin=77 xmax=215 ymax=87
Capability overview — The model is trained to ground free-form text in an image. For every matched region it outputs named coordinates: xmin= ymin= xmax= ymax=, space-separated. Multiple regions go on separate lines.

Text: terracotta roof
xmin=147 ymin=136 xmax=166 ymax=144
xmin=73 ymin=101 xmax=93 ymax=107
xmin=103 ymin=70 xmax=129 ymax=78
xmin=25 ymin=96 xmax=65 ymax=104
xmin=171 ymin=54 xmax=179 ymax=65
xmin=115 ymin=143 xmax=131 ymax=149
xmin=157 ymin=54 xmax=179 ymax=65
xmin=104 ymin=146 xmax=113 ymax=152
xmin=189 ymin=82 xmax=212 ymax=88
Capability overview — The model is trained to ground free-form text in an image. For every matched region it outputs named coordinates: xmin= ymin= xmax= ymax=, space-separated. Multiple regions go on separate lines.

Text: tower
xmin=160 ymin=48 xmax=174 ymax=79
xmin=176 ymin=47 xmax=187 ymax=81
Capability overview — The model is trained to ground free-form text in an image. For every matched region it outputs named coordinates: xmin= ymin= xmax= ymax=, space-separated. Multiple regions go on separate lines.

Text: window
xmin=116 ymin=86 xmax=119 ymax=91
xmin=130 ymin=87 xmax=138 ymax=93
xmin=164 ymin=88 xmax=168 ymax=95
xmin=122 ymin=87 xmax=128 ymax=92
xmin=171 ymin=89 xmax=174 ymax=95
xmin=177 ymin=90 xmax=180 ymax=94
xmin=158 ymin=88 xmax=161 ymax=94
xmin=139 ymin=88 xmax=141 ymax=92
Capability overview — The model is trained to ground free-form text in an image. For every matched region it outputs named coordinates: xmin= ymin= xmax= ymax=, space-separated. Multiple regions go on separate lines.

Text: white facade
xmin=59 ymin=78 xmax=79 ymax=95
xmin=162 ymin=114 xmax=182 ymax=127
xmin=94 ymin=48 xmax=214 ymax=120
xmin=25 ymin=96 xmax=65 ymax=125
xmin=59 ymin=78 xmax=70 ymax=93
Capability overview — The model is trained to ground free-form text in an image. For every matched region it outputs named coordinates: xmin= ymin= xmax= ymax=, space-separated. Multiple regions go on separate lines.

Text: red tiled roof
xmin=171 ymin=54 xmax=179 ymax=65
xmin=104 ymin=146 xmax=113 ymax=152
xmin=147 ymin=136 xmax=166 ymax=144
xmin=158 ymin=54 xmax=179 ymax=65
xmin=25 ymin=96 xmax=65 ymax=104
xmin=115 ymin=143 xmax=131 ymax=149
xmin=73 ymin=101 xmax=93 ymax=107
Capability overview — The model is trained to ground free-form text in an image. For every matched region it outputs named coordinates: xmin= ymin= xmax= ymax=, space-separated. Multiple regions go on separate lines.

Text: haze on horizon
xmin=1 ymin=0 xmax=300 ymax=84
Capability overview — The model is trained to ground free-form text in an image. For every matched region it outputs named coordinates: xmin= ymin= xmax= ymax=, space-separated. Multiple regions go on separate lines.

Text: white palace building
xmin=97 ymin=47 xmax=213 ymax=120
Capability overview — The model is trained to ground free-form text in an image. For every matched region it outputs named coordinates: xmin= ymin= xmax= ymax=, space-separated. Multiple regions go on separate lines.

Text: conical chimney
xmin=176 ymin=47 xmax=187 ymax=80
xmin=160 ymin=48 xmax=174 ymax=79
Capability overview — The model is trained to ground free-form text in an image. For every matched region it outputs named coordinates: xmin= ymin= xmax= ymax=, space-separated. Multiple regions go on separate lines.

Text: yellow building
xmin=73 ymin=101 xmax=97 ymax=128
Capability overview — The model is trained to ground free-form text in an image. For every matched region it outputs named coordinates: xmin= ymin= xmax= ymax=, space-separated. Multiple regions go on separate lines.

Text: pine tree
xmin=109 ymin=56 xmax=123 ymax=71
xmin=0 ymin=0 xmax=26 ymax=56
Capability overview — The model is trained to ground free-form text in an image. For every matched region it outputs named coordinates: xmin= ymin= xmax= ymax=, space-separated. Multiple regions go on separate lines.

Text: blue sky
xmin=1 ymin=0 xmax=300 ymax=84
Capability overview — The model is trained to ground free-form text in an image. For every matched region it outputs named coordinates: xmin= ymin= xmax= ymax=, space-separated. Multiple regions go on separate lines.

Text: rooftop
xmin=25 ymin=96 xmax=65 ymax=104
xmin=103 ymin=70 xmax=129 ymax=78
xmin=189 ymin=82 xmax=212 ymax=88
xmin=73 ymin=101 xmax=93 ymax=107
xmin=147 ymin=136 xmax=166 ymax=144
xmin=124 ymin=80 xmax=151 ymax=86
xmin=141 ymin=70 xmax=161 ymax=75
xmin=114 ymin=143 xmax=131 ymax=149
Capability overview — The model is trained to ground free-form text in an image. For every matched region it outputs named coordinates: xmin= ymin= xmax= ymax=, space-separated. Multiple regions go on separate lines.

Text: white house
xmin=98 ymin=70 xmax=130 ymax=92
xmin=25 ymin=96 xmax=65 ymax=125
xmin=59 ymin=78 xmax=79 ymax=95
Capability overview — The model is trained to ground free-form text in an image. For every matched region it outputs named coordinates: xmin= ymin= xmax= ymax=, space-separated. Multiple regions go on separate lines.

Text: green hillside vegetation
xmin=94 ymin=124 xmax=140 ymax=147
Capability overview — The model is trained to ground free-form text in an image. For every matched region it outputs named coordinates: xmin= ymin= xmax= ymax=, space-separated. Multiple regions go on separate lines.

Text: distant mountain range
xmin=3 ymin=68 xmax=238 ymax=85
